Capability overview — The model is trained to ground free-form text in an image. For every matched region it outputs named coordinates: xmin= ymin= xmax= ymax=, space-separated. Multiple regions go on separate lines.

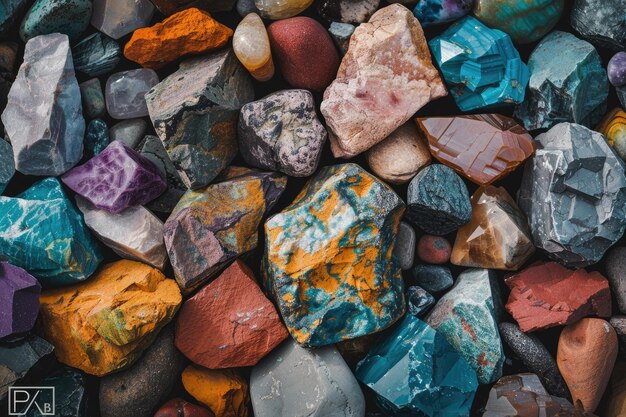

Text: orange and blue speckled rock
xmin=263 ymin=163 xmax=406 ymax=347
xmin=165 ymin=167 xmax=287 ymax=293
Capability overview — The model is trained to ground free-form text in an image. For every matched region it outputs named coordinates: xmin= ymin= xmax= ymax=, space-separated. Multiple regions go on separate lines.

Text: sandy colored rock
xmin=366 ymin=122 xmax=431 ymax=184
xmin=182 ymin=365 xmax=250 ymax=417
xmin=320 ymin=4 xmax=446 ymax=158
xmin=124 ymin=8 xmax=233 ymax=69
xmin=39 ymin=260 xmax=182 ymax=376
xmin=557 ymin=318 xmax=618 ymax=413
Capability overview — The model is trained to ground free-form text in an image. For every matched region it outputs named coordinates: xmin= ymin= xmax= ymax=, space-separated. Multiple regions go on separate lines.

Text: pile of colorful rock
xmin=0 ymin=0 xmax=625 ymax=416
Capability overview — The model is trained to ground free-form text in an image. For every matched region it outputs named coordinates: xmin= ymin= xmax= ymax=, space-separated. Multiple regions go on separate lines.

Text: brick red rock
xmin=417 ymin=235 xmax=451 ymax=264
xmin=505 ymin=262 xmax=611 ymax=332
xmin=155 ymin=398 xmax=215 ymax=417
xmin=175 ymin=260 xmax=288 ymax=368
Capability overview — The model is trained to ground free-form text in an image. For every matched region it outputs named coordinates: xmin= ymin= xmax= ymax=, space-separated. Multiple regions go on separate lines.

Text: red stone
xmin=175 ymin=260 xmax=289 ymax=369
xmin=154 ymin=398 xmax=215 ymax=417
xmin=417 ymin=235 xmax=451 ymax=264
xmin=505 ymin=262 xmax=611 ymax=332
xmin=268 ymin=17 xmax=340 ymax=92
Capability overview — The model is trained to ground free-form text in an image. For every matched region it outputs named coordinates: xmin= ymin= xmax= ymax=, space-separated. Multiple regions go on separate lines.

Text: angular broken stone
xmin=76 ymin=196 xmax=167 ymax=270
xmin=0 ymin=262 xmax=40 ymax=339
xmin=320 ymin=4 xmax=447 ymax=158
xmin=328 ymin=22 xmax=354 ymax=55
xmin=146 ymin=49 xmax=254 ymax=189
xmin=264 ymin=163 xmax=405 ymax=347
xmin=570 ymin=0 xmax=625 ymax=51
xmin=416 ymin=114 xmax=534 ymax=185
xmin=0 ymin=335 xmax=54 ymax=400
xmin=62 ymin=141 xmax=166 ymax=214
xmin=32 ymin=368 xmax=88 ymax=417
xmin=0 ymin=139 xmax=15 ymax=194
xmin=182 ymin=365 xmax=250 ymax=417
xmin=505 ymin=262 xmax=611 ymax=332
xmin=451 ymin=186 xmax=535 ymax=271
xmin=91 ymin=0 xmax=155 ymax=39
xmin=1 ymin=33 xmax=84 ymax=176
xmin=426 ymin=268 xmax=504 ymax=384
xmin=518 ymin=123 xmax=626 ymax=267
xmin=105 ymin=69 xmax=159 ymax=119
xmin=238 ymin=90 xmax=327 ymax=177
xmin=165 ymin=168 xmax=286 ymax=292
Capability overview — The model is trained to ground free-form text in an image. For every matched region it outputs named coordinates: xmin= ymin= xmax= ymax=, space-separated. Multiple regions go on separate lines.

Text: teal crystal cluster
xmin=429 ymin=16 xmax=529 ymax=111
xmin=356 ymin=314 xmax=478 ymax=416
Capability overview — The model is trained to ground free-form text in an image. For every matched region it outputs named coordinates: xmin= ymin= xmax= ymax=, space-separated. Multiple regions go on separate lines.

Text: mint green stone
xmin=19 ymin=0 xmax=92 ymax=42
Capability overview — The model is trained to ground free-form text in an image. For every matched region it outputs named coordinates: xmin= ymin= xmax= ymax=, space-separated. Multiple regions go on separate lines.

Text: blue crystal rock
xmin=355 ymin=315 xmax=478 ymax=417
xmin=84 ymin=119 xmax=109 ymax=157
xmin=429 ymin=16 xmax=529 ymax=111
xmin=72 ymin=33 xmax=121 ymax=77
xmin=413 ymin=0 xmax=473 ymax=26
xmin=0 ymin=139 xmax=15 ymax=194
xmin=514 ymin=31 xmax=608 ymax=130
xmin=19 ymin=0 xmax=92 ymax=42
xmin=0 ymin=178 xmax=102 ymax=287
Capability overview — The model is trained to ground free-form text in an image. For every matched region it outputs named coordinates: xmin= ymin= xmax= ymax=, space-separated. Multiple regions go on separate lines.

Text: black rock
xmin=604 ymin=247 xmax=626 ymax=314
xmin=406 ymin=286 xmax=435 ymax=317
xmin=25 ymin=368 xmax=88 ymax=417
xmin=571 ymin=0 xmax=626 ymax=51
xmin=609 ymin=316 xmax=626 ymax=359
xmin=0 ymin=335 xmax=54 ymax=400
xmin=409 ymin=264 xmax=453 ymax=293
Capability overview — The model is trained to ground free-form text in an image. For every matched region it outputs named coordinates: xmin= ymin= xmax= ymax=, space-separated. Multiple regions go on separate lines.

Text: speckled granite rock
xmin=0 ymin=139 xmax=15 ymax=194
xmin=0 ymin=262 xmax=41 ymax=339
xmin=570 ymin=0 xmax=625 ymax=51
xmin=0 ymin=335 xmax=54 ymax=400
xmin=72 ymin=33 xmax=121 ymax=77
xmin=19 ymin=0 xmax=92 ymax=41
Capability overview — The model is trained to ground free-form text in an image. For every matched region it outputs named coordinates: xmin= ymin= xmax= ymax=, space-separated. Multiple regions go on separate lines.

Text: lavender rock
xmin=61 ymin=141 xmax=166 ymax=214
xmin=0 ymin=139 xmax=15 ymax=194
xmin=608 ymin=52 xmax=626 ymax=88
xmin=1 ymin=33 xmax=84 ymax=176
xmin=0 ymin=262 xmax=41 ymax=339
xmin=105 ymin=69 xmax=158 ymax=120
xmin=91 ymin=0 xmax=155 ymax=39
xmin=238 ymin=90 xmax=327 ymax=177
xmin=110 ymin=119 xmax=147 ymax=149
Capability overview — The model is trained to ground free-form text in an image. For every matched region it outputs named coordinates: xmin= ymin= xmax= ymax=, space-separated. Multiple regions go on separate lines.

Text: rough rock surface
xmin=412 ymin=0 xmax=473 ymax=26
xmin=570 ymin=0 xmax=625 ymax=51
xmin=91 ymin=0 xmax=155 ymax=39
xmin=0 ymin=335 xmax=54 ymax=399
xmin=27 ymin=368 xmax=88 ymax=417
xmin=0 ymin=139 xmax=15 ymax=194
xmin=39 ymin=260 xmax=181 ymax=376
xmin=320 ymin=4 xmax=447 ymax=158
xmin=605 ymin=246 xmax=626 ymax=314
xmin=72 ymin=32 xmax=121 ymax=77
xmin=1 ymin=33 xmax=84 ymax=176
xmin=0 ymin=261 xmax=41 ymax=339
xmin=609 ymin=316 xmax=626 ymax=358
xmin=19 ymin=0 xmax=92 ymax=41
xmin=519 ymin=123 xmax=626 ymax=267
xmin=182 ymin=365 xmax=250 ymax=417
xmin=251 ymin=339 xmax=365 ymax=417
xmin=409 ymin=264 xmax=453 ymax=293
xmin=394 ymin=221 xmax=415 ymax=270
xmin=317 ymin=0 xmax=379 ymax=24
xmin=406 ymin=285 xmax=434 ymax=317
xmin=263 ymin=163 xmax=405 ymax=347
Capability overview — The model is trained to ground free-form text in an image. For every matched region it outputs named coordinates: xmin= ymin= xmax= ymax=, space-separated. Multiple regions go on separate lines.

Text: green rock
xmin=79 ymin=78 xmax=106 ymax=119
xmin=19 ymin=0 xmax=92 ymax=42
xmin=72 ymin=33 xmax=121 ymax=77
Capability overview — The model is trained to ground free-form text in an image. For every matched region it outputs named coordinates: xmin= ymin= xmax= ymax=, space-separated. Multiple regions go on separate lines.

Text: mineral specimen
xmin=355 ymin=315 xmax=477 ymax=416
xmin=76 ymin=197 xmax=167 ymax=270
xmin=83 ymin=119 xmax=109 ymax=157
xmin=124 ymin=8 xmax=233 ymax=69
xmin=597 ymin=108 xmax=626 ymax=161
xmin=429 ymin=16 xmax=529 ymax=111
xmin=110 ymin=119 xmax=147 ymax=148
xmin=317 ymin=0 xmax=379 ymax=24
xmin=238 ymin=90 xmax=327 ymax=176
xmin=175 ymin=261 xmax=289 ymax=368
xmin=518 ymin=123 xmax=626 ymax=267
xmin=80 ymin=78 xmax=106 ymax=119
xmin=91 ymin=0 xmax=155 ymax=39
xmin=233 ymin=12 xmax=274 ymax=81
xmin=570 ymin=0 xmax=625 ymax=51
xmin=145 ymin=49 xmax=254 ymax=189
xmin=406 ymin=164 xmax=472 ymax=235
xmin=412 ymin=0 xmax=473 ymax=26
xmin=0 ymin=139 xmax=15 ymax=194
xmin=62 ymin=141 xmax=166 ymax=214
xmin=321 ymin=4 xmax=447 ymax=158
xmin=328 ymin=22 xmax=354 ymax=55
xmin=394 ymin=221 xmax=416 ymax=270
xmin=406 ymin=286 xmax=435 ymax=317
xmin=514 ymin=31 xmax=608 ymax=130
xmin=251 ymin=339 xmax=365 ymax=417
xmin=0 ymin=262 xmax=40 ymax=339
xmin=417 ymin=235 xmax=451 ymax=264
xmin=410 ymin=264 xmax=454 ymax=293
xmin=19 ymin=0 xmax=92 ymax=41
xmin=39 ymin=260 xmax=181 ymax=376
xmin=182 ymin=365 xmax=250 ymax=417
xmin=72 ymin=33 xmax=121 ymax=77
xmin=416 ymin=114 xmax=534 ymax=185
xmin=263 ymin=163 xmax=405 ymax=347
xmin=150 ymin=0 xmax=235 ymax=14
xmin=0 ymin=178 xmax=102 ymax=286
xmin=165 ymin=168 xmax=286 ymax=292
xmin=451 ymin=186 xmax=535 ymax=270
xmin=426 ymin=268 xmax=504 ymax=384
xmin=505 ymin=262 xmax=611 ymax=332
xmin=1 ymin=33 xmax=84 ymax=176
xmin=254 ymin=0 xmax=313 ymax=19
xmin=27 ymin=368 xmax=87 ymax=417
xmin=608 ymin=52 xmax=626 ymax=87
xmin=105 ymin=69 xmax=158 ymax=119
xmin=0 ymin=335 xmax=54 ymax=400
xmin=155 ymin=399 xmax=215 ymax=417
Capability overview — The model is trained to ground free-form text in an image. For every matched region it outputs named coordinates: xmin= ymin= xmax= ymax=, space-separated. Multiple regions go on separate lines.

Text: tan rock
xmin=366 ymin=122 xmax=431 ymax=184
xmin=557 ymin=318 xmax=618 ymax=413
xmin=320 ymin=4 xmax=446 ymax=158
xmin=607 ymin=362 xmax=626 ymax=417
xmin=39 ymin=260 xmax=182 ymax=376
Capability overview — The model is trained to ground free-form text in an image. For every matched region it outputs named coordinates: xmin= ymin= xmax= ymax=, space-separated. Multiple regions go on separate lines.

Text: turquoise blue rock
xmin=19 ymin=0 xmax=92 ymax=42
xmin=0 ymin=178 xmax=102 ymax=287
xmin=355 ymin=315 xmax=478 ymax=417
xmin=413 ymin=0 xmax=473 ymax=27
xmin=429 ymin=16 xmax=529 ymax=111
xmin=426 ymin=268 xmax=505 ymax=384
xmin=514 ymin=31 xmax=608 ymax=130
xmin=72 ymin=33 xmax=121 ymax=77
xmin=84 ymin=119 xmax=109 ymax=157
xmin=0 ymin=0 xmax=28 ymax=35
xmin=0 ymin=139 xmax=15 ymax=194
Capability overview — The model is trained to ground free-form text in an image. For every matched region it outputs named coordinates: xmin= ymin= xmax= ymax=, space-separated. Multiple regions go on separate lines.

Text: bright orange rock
xmin=124 ymin=8 xmax=233 ymax=69
xmin=182 ymin=365 xmax=250 ymax=417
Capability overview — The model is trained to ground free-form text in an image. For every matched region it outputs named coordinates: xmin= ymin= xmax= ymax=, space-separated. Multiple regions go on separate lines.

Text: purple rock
xmin=608 ymin=51 xmax=626 ymax=87
xmin=0 ymin=262 xmax=41 ymax=339
xmin=61 ymin=141 xmax=166 ymax=214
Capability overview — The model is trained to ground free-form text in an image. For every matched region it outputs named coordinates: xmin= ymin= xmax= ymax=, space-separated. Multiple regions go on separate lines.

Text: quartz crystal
xmin=72 ymin=33 xmax=121 ymax=77
xmin=412 ymin=0 xmax=473 ymax=26
xmin=105 ymin=69 xmax=158 ymax=120
xmin=91 ymin=0 xmax=155 ymax=39
xmin=429 ymin=16 xmax=529 ymax=111
xmin=416 ymin=114 xmax=534 ymax=185
xmin=0 ymin=139 xmax=15 ymax=194
xmin=233 ymin=13 xmax=274 ymax=81
xmin=254 ymin=0 xmax=313 ymax=19
xmin=19 ymin=0 xmax=92 ymax=42
xmin=1 ymin=33 xmax=84 ymax=176
xmin=597 ymin=108 xmax=626 ymax=161
xmin=571 ymin=0 xmax=625 ymax=51
xmin=451 ymin=186 xmax=535 ymax=270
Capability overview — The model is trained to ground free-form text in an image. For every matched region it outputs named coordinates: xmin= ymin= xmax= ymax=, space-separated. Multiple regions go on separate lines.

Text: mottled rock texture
xmin=570 ymin=0 xmax=625 ymax=51
xmin=412 ymin=0 xmax=473 ymax=26
xmin=0 ymin=139 xmax=15 ymax=194
xmin=19 ymin=0 xmax=92 ymax=41
xmin=317 ymin=0 xmax=379 ymax=24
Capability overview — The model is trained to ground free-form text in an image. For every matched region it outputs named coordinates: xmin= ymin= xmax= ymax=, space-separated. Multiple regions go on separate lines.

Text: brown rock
xmin=182 ymin=365 xmax=250 ymax=417
xmin=320 ymin=4 xmax=447 ymax=158
xmin=154 ymin=398 xmax=215 ymax=417
xmin=606 ymin=362 xmax=626 ymax=417
xmin=366 ymin=122 xmax=431 ymax=184
xmin=175 ymin=260 xmax=288 ymax=369
xmin=124 ymin=8 xmax=233 ymax=69
xmin=505 ymin=262 xmax=611 ymax=332
xmin=39 ymin=260 xmax=182 ymax=376
xmin=557 ymin=318 xmax=618 ymax=413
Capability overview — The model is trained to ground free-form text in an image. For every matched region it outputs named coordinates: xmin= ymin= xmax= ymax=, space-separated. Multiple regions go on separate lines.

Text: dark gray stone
xmin=409 ymin=264 xmax=453 ymax=293
xmin=618 ymin=86 xmax=626 ymax=110
xmin=571 ymin=0 xmax=625 ymax=51
xmin=605 ymin=246 xmax=626 ymax=314
xmin=72 ymin=32 xmax=121 ymax=77
xmin=0 ymin=335 xmax=54 ymax=400
xmin=110 ymin=119 xmax=147 ymax=149
xmin=406 ymin=285 xmax=434 ymax=317
xmin=609 ymin=316 xmax=626 ymax=359
xmin=394 ymin=221 xmax=415 ymax=271
xmin=236 ymin=0 xmax=259 ymax=16
xmin=26 ymin=368 xmax=87 ymax=417
xmin=329 ymin=22 xmax=354 ymax=55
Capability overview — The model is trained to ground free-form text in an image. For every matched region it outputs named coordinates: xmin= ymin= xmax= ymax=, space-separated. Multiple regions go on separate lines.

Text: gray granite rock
xmin=146 ymin=49 xmax=254 ymax=189
xmin=571 ymin=0 xmax=625 ymax=51
xmin=0 ymin=139 xmax=15 ymax=194
xmin=605 ymin=246 xmax=626 ymax=314
xmin=250 ymin=339 xmax=365 ymax=417
xmin=394 ymin=221 xmax=415 ymax=271
xmin=110 ymin=119 xmax=147 ymax=149
xmin=519 ymin=123 xmax=626 ymax=267
xmin=1 ymin=33 xmax=84 ymax=176
xmin=91 ymin=0 xmax=154 ymax=39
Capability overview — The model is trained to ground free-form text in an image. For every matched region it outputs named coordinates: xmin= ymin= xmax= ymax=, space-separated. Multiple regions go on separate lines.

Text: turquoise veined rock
xmin=19 ymin=0 xmax=92 ymax=42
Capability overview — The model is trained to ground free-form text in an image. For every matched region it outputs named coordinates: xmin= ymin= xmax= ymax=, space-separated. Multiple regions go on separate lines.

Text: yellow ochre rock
xmin=182 ymin=365 xmax=250 ymax=417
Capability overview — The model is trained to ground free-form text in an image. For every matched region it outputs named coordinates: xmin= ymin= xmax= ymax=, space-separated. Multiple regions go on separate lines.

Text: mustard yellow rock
xmin=233 ymin=13 xmax=274 ymax=81
xmin=182 ymin=365 xmax=250 ymax=417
